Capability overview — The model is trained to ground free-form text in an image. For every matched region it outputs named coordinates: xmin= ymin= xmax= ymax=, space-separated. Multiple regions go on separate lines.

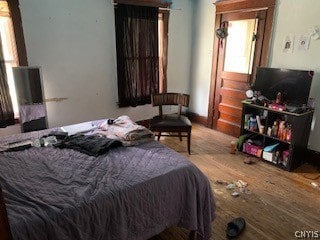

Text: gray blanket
xmin=0 ymin=130 xmax=215 ymax=240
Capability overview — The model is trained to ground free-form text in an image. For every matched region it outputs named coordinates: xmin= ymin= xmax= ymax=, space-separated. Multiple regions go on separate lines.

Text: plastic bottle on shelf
xmin=281 ymin=125 xmax=287 ymax=141
xmin=286 ymin=124 xmax=292 ymax=142
xmin=267 ymin=127 xmax=272 ymax=136
xmin=271 ymin=121 xmax=278 ymax=137
xmin=278 ymin=121 xmax=286 ymax=140
xmin=244 ymin=114 xmax=250 ymax=129
xmin=276 ymin=92 xmax=282 ymax=104
xmin=249 ymin=115 xmax=257 ymax=131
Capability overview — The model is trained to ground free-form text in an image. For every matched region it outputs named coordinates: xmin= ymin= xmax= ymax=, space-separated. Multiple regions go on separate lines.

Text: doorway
xmin=207 ymin=0 xmax=275 ymax=137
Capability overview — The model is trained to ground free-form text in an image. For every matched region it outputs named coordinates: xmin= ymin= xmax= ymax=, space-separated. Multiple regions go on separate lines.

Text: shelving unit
xmin=240 ymin=101 xmax=314 ymax=171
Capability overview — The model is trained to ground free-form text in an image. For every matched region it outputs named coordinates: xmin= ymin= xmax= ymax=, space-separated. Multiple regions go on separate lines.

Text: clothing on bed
xmin=96 ymin=115 xmax=155 ymax=146
xmin=57 ymin=116 xmax=155 ymax=147
xmin=55 ymin=134 xmax=122 ymax=156
xmin=0 ymin=127 xmax=215 ymax=240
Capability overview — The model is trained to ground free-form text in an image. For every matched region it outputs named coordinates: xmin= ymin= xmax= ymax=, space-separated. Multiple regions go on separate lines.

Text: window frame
xmin=114 ymin=0 xmax=171 ymax=8
xmin=114 ymin=0 xmax=170 ymax=106
xmin=158 ymin=9 xmax=169 ymax=93
xmin=7 ymin=0 xmax=28 ymax=66
xmin=0 ymin=0 xmax=27 ymax=119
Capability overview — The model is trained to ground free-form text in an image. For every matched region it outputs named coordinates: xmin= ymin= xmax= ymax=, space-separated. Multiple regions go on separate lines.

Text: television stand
xmin=240 ymin=101 xmax=314 ymax=171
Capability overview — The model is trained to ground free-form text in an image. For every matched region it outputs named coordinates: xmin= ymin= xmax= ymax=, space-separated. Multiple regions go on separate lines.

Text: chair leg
xmin=187 ymin=131 xmax=191 ymax=155
xmin=179 ymin=132 xmax=182 ymax=141
xmin=157 ymin=132 xmax=161 ymax=141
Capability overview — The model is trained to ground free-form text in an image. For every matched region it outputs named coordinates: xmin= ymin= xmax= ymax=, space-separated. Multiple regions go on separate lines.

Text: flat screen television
xmin=253 ymin=67 xmax=314 ymax=106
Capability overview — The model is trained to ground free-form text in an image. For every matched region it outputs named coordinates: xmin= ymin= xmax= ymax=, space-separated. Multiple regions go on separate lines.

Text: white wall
xmin=188 ymin=0 xmax=320 ymax=151
xmin=19 ymin=0 xmax=193 ymax=128
xmin=17 ymin=0 xmax=320 ymax=152
xmin=188 ymin=0 xmax=215 ymax=116
xmin=268 ymin=0 xmax=320 ymax=151
xmin=167 ymin=0 xmax=194 ymax=94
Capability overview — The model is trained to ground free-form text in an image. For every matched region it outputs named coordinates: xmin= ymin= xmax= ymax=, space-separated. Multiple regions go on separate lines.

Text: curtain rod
xmin=112 ymin=2 xmax=181 ymax=11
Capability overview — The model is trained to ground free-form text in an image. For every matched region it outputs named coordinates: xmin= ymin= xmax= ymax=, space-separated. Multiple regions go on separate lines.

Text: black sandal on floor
xmin=226 ymin=217 xmax=246 ymax=239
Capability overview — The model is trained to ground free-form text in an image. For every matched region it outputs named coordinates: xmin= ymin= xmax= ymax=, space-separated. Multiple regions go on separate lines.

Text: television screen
xmin=253 ymin=67 xmax=314 ymax=106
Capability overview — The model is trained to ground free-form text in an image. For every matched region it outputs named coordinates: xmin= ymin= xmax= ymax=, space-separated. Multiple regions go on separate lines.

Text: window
xmin=158 ymin=10 xmax=169 ymax=93
xmin=0 ymin=1 xmax=19 ymax=118
xmin=0 ymin=0 xmax=28 ymax=119
xmin=114 ymin=2 xmax=169 ymax=107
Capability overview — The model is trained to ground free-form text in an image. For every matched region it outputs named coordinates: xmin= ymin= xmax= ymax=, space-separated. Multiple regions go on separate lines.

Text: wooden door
xmin=208 ymin=2 xmax=275 ymax=137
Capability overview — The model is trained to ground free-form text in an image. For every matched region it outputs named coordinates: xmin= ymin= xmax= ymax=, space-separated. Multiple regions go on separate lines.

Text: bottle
xmin=249 ymin=115 xmax=257 ymax=131
xmin=286 ymin=124 xmax=292 ymax=142
xmin=244 ymin=114 xmax=250 ymax=129
xmin=230 ymin=141 xmax=236 ymax=154
xmin=271 ymin=121 xmax=278 ymax=137
xmin=267 ymin=127 xmax=272 ymax=136
xmin=276 ymin=92 xmax=282 ymax=104
xmin=278 ymin=121 xmax=285 ymax=139
xmin=281 ymin=125 xmax=287 ymax=141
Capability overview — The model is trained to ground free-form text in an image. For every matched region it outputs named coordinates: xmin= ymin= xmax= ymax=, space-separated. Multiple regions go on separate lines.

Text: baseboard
xmin=306 ymin=149 xmax=320 ymax=168
xmin=188 ymin=112 xmax=208 ymax=127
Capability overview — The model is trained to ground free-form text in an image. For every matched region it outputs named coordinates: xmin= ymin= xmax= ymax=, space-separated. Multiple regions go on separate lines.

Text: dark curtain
xmin=115 ymin=4 xmax=159 ymax=107
xmin=0 ymin=34 xmax=14 ymax=128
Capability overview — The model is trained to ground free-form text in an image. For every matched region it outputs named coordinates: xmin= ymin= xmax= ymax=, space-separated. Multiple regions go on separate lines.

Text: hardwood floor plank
xmin=149 ymin=124 xmax=320 ymax=240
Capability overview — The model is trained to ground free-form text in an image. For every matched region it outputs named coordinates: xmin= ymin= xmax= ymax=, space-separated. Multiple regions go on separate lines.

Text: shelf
xmin=242 ymin=100 xmax=314 ymax=117
xmin=242 ymin=128 xmax=291 ymax=144
xmin=263 ymin=134 xmax=291 ymax=144
xmin=241 ymin=102 xmax=313 ymax=171
xmin=261 ymin=158 xmax=289 ymax=170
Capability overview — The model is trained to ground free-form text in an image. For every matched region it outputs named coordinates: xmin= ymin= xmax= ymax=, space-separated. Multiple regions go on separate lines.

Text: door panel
xmin=221 ymin=95 xmax=243 ymax=108
xmin=219 ymin=111 xmax=242 ymax=124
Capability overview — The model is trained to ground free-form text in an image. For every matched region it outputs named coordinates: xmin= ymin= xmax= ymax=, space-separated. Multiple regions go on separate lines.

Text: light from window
xmin=158 ymin=12 xmax=164 ymax=93
xmin=223 ymin=19 xmax=258 ymax=74
xmin=0 ymin=3 xmax=19 ymax=118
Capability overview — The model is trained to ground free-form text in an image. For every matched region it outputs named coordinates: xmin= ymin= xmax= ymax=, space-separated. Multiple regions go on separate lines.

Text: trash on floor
xmin=265 ymin=179 xmax=275 ymax=185
xmin=311 ymin=182 xmax=320 ymax=190
xmin=214 ymin=179 xmax=250 ymax=198
xmin=215 ymin=179 xmax=228 ymax=185
xmin=243 ymin=156 xmax=257 ymax=164
xmin=226 ymin=183 xmax=236 ymax=190
xmin=236 ymin=180 xmax=248 ymax=188
xmin=231 ymin=191 xmax=240 ymax=197
xmin=228 ymin=180 xmax=250 ymax=195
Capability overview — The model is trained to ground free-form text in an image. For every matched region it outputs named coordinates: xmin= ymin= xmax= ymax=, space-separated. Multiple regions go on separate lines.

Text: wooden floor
xmin=149 ymin=124 xmax=320 ymax=240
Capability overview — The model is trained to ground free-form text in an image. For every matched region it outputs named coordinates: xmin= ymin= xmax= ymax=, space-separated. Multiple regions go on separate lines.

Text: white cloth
xmin=97 ymin=115 xmax=154 ymax=146
xmin=19 ymin=104 xmax=46 ymax=124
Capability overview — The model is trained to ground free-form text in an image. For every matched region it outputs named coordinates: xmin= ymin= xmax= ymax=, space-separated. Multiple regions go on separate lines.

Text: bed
xmin=0 ymin=119 xmax=215 ymax=240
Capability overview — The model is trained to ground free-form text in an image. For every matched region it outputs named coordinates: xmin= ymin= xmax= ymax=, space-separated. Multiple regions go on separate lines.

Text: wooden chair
xmin=0 ymin=184 xmax=13 ymax=240
xmin=150 ymin=93 xmax=192 ymax=154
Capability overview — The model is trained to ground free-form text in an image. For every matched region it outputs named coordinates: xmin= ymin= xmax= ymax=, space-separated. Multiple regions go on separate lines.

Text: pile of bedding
xmin=55 ymin=115 xmax=155 ymax=155
xmin=96 ymin=115 xmax=155 ymax=146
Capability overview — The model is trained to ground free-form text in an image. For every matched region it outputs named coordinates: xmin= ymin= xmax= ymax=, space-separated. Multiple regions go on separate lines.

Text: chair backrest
xmin=152 ymin=93 xmax=190 ymax=116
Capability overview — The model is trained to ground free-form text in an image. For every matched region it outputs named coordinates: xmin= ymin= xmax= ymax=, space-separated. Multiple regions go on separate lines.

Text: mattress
xmin=0 ymin=125 xmax=215 ymax=240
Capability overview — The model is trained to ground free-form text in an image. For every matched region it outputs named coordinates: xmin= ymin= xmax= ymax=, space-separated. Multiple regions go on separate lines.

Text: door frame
xmin=207 ymin=0 xmax=276 ymax=129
